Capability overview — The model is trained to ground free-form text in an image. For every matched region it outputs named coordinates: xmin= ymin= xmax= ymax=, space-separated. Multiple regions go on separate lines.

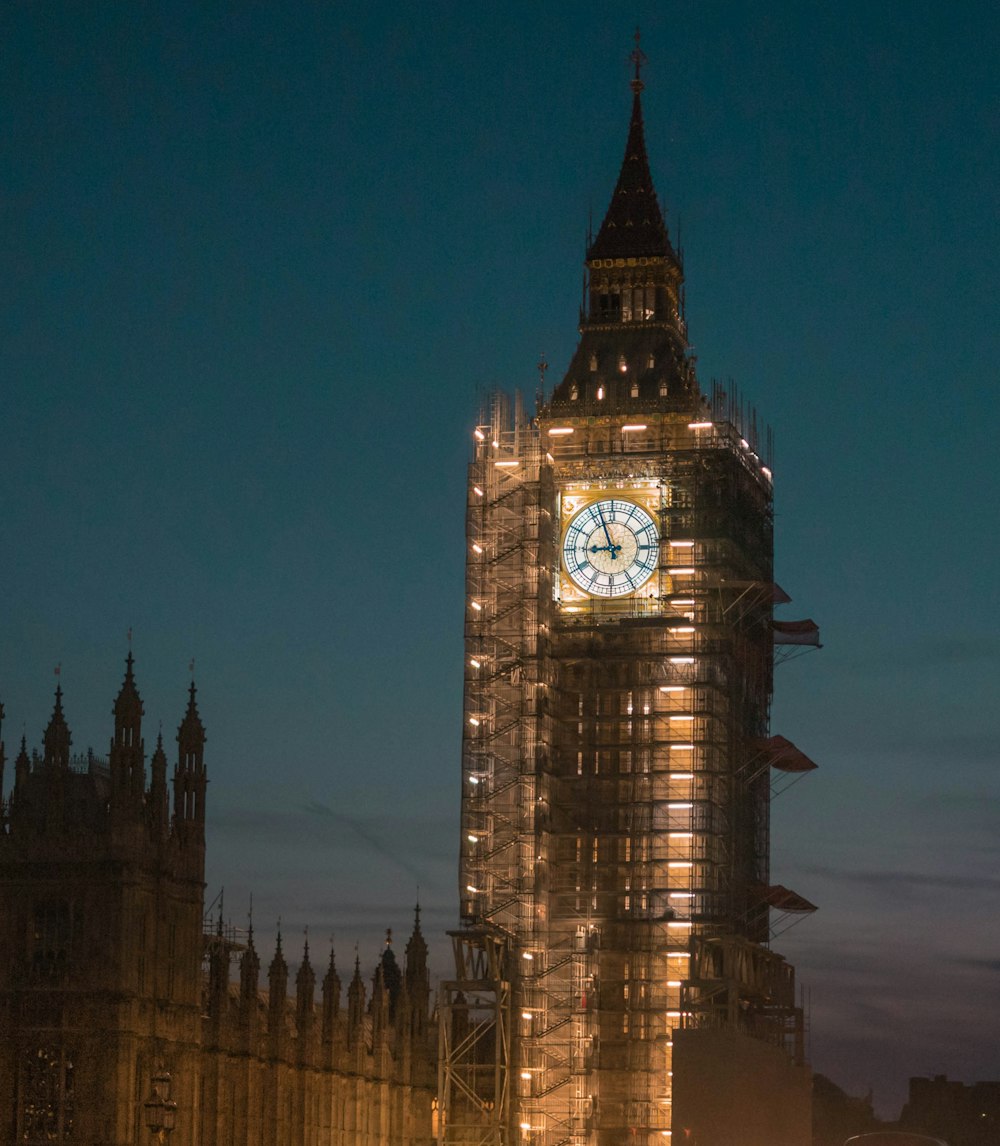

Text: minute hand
xmin=596 ymin=505 xmax=615 ymax=549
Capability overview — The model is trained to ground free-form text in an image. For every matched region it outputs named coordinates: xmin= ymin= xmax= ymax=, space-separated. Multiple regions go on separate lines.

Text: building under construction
xmin=440 ymin=60 xmax=820 ymax=1146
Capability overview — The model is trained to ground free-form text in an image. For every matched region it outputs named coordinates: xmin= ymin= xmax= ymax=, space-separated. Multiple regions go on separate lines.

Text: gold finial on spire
xmin=630 ymin=27 xmax=647 ymax=94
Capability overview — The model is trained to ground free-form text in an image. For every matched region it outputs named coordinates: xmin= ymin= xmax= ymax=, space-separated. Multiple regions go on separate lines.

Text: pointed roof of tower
xmin=271 ymin=923 xmax=286 ymax=967
xmin=405 ymin=903 xmax=428 ymax=965
xmin=113 ymin=651 xmax=144 ymax=723
xmin=377 ymin=928 xmax=402 ymax=1010
xmin=151 ymin=731 xmax=166 ymax=769
xmin=177 ymin=680 xmax=206 ymax=750
xmin=43 ymin=685 xmax=72 ymax=767
xmin=587 ymin=63 xmax=674 ymax=263
xmin=324 ymin=941 xmax=341 ymax=991
xmin=297 ymin=934 xmax=315 ymax=990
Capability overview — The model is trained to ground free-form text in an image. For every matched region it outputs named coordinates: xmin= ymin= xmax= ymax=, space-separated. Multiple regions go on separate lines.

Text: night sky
xmin=3 ymin=1 xmax=999 ymax=1117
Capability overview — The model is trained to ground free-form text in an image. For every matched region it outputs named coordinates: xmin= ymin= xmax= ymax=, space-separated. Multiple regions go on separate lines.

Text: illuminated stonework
xmin=445 ymin=65 xmax=818 ymax=1146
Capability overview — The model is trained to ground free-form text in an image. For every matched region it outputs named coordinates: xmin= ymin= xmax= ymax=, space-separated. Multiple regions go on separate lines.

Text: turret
xmin=295 ymin=936 xmax=316 ymax=1064
xmin=321 ymin=943 xmax=341 ymax=1053
xmin=109 ymin=652 xmax=145 ymax=811
xmin=148 ymin=733 xmax=169 ymax=840
xmin=173 ymin=681 xmax=206 ymax=844
xmin=347 ymin=954 xmax=366 ymax=1053
xmin=42 ymin=685 xmax=71 ymax=771
xmin=206 ymin=919 xmax=230 ymax=1040
xmin=267 ymin=927 xmax=288 ymax=1059
xmin=239 ymin=923 xmax=261 ymax=1046
xmin=404 ymin=904 xmax=430 ymax=1043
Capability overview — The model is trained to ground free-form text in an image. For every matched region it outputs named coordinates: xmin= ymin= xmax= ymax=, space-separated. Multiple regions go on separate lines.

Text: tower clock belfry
xmin=442 ymin=62 xmax=819 ymax=1146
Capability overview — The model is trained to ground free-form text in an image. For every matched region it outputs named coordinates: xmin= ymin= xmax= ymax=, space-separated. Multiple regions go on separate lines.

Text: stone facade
xmin=0 ymin=660 xmax=435 ymax=1146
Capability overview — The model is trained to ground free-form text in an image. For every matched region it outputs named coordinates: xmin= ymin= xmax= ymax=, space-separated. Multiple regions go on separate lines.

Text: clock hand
xmin=595 ymin=504 xmax=615 ymax=549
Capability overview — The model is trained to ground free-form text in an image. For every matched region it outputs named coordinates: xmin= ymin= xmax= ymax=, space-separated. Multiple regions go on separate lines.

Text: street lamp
xmin=143 ymin=1071 xmax=177 ymax=1144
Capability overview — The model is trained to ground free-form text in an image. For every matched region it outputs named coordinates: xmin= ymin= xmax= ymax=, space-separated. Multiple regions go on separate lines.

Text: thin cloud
xmin=801 ymin=864 xmax=1000 ymax=893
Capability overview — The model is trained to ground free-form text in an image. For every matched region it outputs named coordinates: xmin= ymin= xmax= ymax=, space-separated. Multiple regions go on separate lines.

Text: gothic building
xmin=0 ymin=660 xmax=436 ymax=1146
xmin=443 ymin=61 xmax=818 ymax=1145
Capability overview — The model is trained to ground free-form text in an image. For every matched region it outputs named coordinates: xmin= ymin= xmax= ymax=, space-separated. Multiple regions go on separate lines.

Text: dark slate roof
xmin=588 ymin=89 xmax=675 ymax=262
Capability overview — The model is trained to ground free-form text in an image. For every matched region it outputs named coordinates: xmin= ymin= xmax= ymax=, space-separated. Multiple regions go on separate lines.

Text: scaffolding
xmin=443 ymin=392 xmax=813 ymax=1146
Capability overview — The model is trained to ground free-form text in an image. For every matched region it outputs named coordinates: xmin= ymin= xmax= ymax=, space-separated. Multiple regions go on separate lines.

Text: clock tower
xmin=442 ymin=60 xmax=817 ymax=1146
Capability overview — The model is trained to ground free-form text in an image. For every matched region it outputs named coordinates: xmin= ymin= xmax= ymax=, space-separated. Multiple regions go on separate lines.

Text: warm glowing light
xmin=668 ymin=861 xmax=693 ymax=868
xmin=466 ymin=885 xmax=479 ymax=893
xmin=521 ymin=1012 xmax=533 ymax=1020
xmin=467 ymin=834 xmax=479 ymax=843
xmin=473 ymin=485 xmax=484 ymax=497
xmin=564 ymin=605 xmax=581 ymax=613
xmin=520 ymin=1071 xmax=532 ymax=1080
xmin=669 ymin=952 xmax=691 ymax=958
xmin=520 ymin=1124 xmax=531 ymax=1132
xmin=669 ymin=540 xmax=694 ymax=548
xmin=495 ymin=460 xmax=519 ymax=468
xmin=668 ymin=625 xmax=695 ymax=634
xmin=667 ymin=923 xmax=692 ymax=930
xmin=469 ymin=658 xmax=481 ymax=668
xmin=668 ymin=567 xmax=695 ymax=576
xmin=470 ymin=600 xmax=482 ymax=611
xmin=468 ymin=717 xmax=480 ymax=726
xmin=667 ymin=980 xmax=683 ymax=987
xmin=492 ymin=439 xmax=499 ymax=448
xmin=669 ymin=656 xmax=695 ymax=664
xmin=622 ymin=424 xmax=647 ymax=432
xmin=548 ymin=427 xmax=574 ymax=436
xmin=670 ymin=892 xmax=695 ymax=899
xmin=688 ymin=421 xmax=712 ymax=429
xmin=659 ymin=685 xmax=686 ymax=693
xmin=670 ymin=598 xmax=695 ymax=606
xmin=474 ymin=428 xmax=485 ymax=440
xmin=668 ymin=802 xmax=693 ymax=809
xmin=522 ymin=951 xmax=534 ymax=960
xmin=469 ymin=776 xmax=480 ymax=785
xmin=671 ymin=744 xmax=695 ymax=751
xmin=597 ymin=385 xmax=605 ymax=399
xmin=472 ymin=542 xmax=483 ymax=553
xmin=669 ymin=832 xmax=693 ymax=839
xmin=669 ymin=715 xmax=694 ymax=722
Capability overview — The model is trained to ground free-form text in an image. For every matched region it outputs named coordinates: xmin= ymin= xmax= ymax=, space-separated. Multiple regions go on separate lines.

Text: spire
xmin=347 ymin=951 xmax=366 ymax=1050
xmin=240 ymin=919 xmax=260 ymax=1010
xmin=177 ymin=681 xmax=206 ymax=758
xmin=377 ymin=927 xmax=402 ymax=1018
xmin=113 ymin=652 xmax=144 ymax=733
xmin=14 ymin=735 xmax=30 ymax=789
xmin=544 ymin=49 xmax=696 ymax=411
xmin=296 ymin=933 xmax=316 ymax=1062
xmin=404 ymin=903 xmax=430 ymax=1044
xmin=148 ymin=732 xmax=169 ymax=838
xmin=297 ymin=934 xmax=315 ymax=1008
xmin=322 ymin=941 xmax=342 ymax=1041
xmin=268 ymin=923 xmax=289 ymax=1054
xmin=588 ymin=39 xmax=675 ymax=264
xmin=174 ymin=679 xmax=206 ymax=837
xmin=111 ymin=652 xmax=145 ymax=806
xmin=42 ymin=685 xmax=71 ymax=770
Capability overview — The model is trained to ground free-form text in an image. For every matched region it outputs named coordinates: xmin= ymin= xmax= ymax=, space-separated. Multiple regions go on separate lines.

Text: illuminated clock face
xmin=562 ymin=499 xmax=659 ymax=597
